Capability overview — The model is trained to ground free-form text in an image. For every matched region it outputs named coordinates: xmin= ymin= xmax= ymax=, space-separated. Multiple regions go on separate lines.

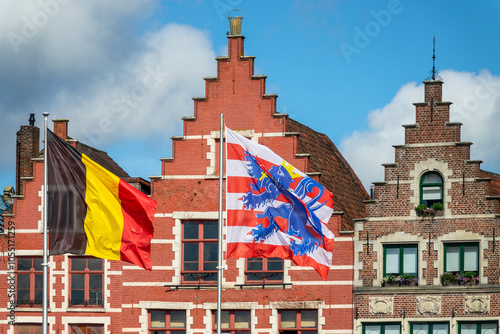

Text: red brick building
xmin=353 ymin=79 xmax=500 ymax=334
xmin=1 ymin=23 xmax=368 ymax=333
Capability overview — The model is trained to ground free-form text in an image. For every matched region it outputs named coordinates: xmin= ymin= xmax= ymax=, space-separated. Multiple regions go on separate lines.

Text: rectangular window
xmin=246 ymin=257 xmax=283 ymax=283
xmin=444 ymin=243 xmax=479 ymax=274
xmin=16 ymin=325 xmax=43 ymax=334
xmin=149 ymin=310 xmax=186 ymax=333
xmin=383 ymin=245 xmax=417 ymax=276
xmin=69 ymin=257 xmax=103 ymax=307
xmin=70 ymin=325 xmax=103 ymax=334
xmin=16 ymin=257 xmax=44 ymax=306
xmin=213 ymin=310 xmax=251 ymax=334
xmin=459 ymin=322 xmax=497 ymax=334
xmin=411 ymin=322 xmax=449 ymax=334
xmin=279 ymin=310 xmax=318 ymax=334
xmin=182 ymin=221 xmax=218 ymax=283
xmin=364 ymin=324 xmax=401 ymax=334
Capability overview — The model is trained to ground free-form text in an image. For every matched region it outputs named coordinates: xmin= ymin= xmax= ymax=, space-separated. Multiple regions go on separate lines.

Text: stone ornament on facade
xmin=369 ymin=297 xmax=393 ymax=315
xmin=465 ymin=295 xmax=490 ymax=314
xmin=416 ymin=295 xmax=441 ymax=315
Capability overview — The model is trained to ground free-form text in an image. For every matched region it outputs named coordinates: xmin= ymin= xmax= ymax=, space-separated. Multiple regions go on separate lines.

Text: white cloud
xmin=0 ymin=1 xmax=216 ymax=180
xmin=340 ymin=70 xmax=500 ymax=190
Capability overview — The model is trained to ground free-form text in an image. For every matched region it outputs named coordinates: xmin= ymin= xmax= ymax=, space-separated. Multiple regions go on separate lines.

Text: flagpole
xmin=42 ymin=112 xmax=49 ymax=334
xmin=217 ymin=114 xmax=224 ymax=334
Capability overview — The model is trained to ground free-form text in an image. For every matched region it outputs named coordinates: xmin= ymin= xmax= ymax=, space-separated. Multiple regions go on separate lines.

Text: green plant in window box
xmin=415 ymin=202 xmax=444 ymax=217
xmin=440 ymin=272 xmax=459 ymax=286
xmin=381 ymin=274 xmax=400 ymax=287
xmin=400 ymin=274 xmax=418 ymax=286
xmin=457 ymin=271 xmax=479 ymax=286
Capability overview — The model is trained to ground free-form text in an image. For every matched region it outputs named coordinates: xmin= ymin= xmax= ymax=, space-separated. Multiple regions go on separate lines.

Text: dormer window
xmin=420 ymin=172 xmax=443 ymax=207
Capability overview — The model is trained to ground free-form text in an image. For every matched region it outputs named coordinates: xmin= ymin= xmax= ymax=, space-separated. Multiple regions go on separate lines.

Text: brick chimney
xmin=53 ymin=119 xmax=69 ymax=139
xmin=16 ymin=114 xmax=40 ymax=196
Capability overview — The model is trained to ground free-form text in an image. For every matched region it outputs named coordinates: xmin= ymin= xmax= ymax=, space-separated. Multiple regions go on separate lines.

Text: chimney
xmin=16 ymin=115 xmax=40 ymax=195
xmin=3 ymin=186 xmax=15 ymax=205
xmin=53 ymin=119 xmax=69 ymax=139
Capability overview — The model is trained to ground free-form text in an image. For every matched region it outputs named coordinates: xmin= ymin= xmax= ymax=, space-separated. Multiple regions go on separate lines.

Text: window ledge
xmin=65 ymin=307 xmax=106 ymax=312
xmin=235 ymin=283 xmax=292 ymax=290
xmin=15 ymin=307 xmax=48 ymax=312
xmin=354 ymin=284 xmax=500 ymax=294
xmin=164 ymin=284 xmax=218 ymax=290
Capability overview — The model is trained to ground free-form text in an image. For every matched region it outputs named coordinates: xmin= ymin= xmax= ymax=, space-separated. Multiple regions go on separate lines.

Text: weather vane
xmin=430 ymin=35 xmax=436 ymax=80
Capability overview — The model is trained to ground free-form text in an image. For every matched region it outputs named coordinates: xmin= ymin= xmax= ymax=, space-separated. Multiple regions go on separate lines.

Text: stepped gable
xmin=286 ymin=118 xmax=369 ymax=230
xmin=158 ymin=33 xmax=368 ymax=229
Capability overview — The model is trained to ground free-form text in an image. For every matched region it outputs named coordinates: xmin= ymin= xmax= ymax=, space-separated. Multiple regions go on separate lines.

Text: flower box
xmin=440 ymin=272 xmax=479 ymax=286
xmin=381 ymin=274 xmax=418 ymax=287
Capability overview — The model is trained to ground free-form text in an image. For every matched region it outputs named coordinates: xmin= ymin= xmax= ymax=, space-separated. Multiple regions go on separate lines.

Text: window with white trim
xmin=213 ymin=310 xmax=250 ymax=334
xmin=182 ymin=220 xmax=218 ymax=283
xmin=149 ymin=310 xmax=186 ymax=333
xmin=444 ymin=243 xmax=479 ymax=274
xmin=383 ymin=245 xmax=418 ymax=277
xmin=411 ymin=322 xmax=449 ymax=334
xmin=420 ymin=172 xmax=443 ymax=207
xmin=70 ymin=325 xmax=103 ymax=334
xmin=279 ymin=310 xmax=318 ymax=333
xmin=364 ymin=323 xmax=401 ymax=334
xmin=459 ymin=322 xmax=497 ymax=334
xmin=246 ymin=257 xmax=283 ymax=283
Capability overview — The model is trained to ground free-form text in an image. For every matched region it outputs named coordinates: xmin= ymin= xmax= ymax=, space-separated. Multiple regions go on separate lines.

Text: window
xmin=16 ymin=325 xmax=43 ymax=334
xmin=459 ymin=322 xmax=497 ymax=334
xmin=182 ymin=220 xmax=218 ymax=283
xmin=69 ymin=257 xmax=103 ymax=306
xmin=444 ymin=243 xmax=479 ymax=274
xmin=411 ymin=323 xmax=449 ymax=334
xmin=246 ymin=257 xmax=283 ymax=283
xmin=420 ymin=172 xmax=443 ymax=207
xmin=364 ymin=324 xmax=401 ymax=334
xmin=213 ymin=310 xmax=250 ymax=334
xmin=70 ymin=325 xmax=103 ymax=334
xmin=383 ymin=245 xmax=417 ymax=276
xmin=16 ymin=257 xmax=43 ymax=306
xmin=279 ymin=310 xmax=318 ymax=334
xmin=149 ymin=310 xmax=186 ymax=333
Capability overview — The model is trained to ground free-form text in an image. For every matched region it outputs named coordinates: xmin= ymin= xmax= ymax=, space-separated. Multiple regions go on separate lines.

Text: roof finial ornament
xmin=228 ymin=9 xmax=243 ymax=36
xmin=431 ymin=35 xmax=436 ymax=80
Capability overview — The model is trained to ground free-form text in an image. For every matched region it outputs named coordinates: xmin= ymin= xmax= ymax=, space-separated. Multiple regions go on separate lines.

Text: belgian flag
xmin=47 ymin=130 xmax=156 ymax=270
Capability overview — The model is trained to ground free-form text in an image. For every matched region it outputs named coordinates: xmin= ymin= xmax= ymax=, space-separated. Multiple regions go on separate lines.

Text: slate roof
xmin=286 ymin=118 xmax=369 ymax=231
xmin=75 ymin=141 xmax=130 ymax=179
xmin=480 ymin=169 xmax=500 ymax=197
xmin=40 ymin=139 xmax=131 ymax=179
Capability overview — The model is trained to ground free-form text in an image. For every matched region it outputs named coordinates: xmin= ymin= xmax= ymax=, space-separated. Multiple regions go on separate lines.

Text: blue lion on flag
xmin=241 ymin=150 xmax=328 ymax=256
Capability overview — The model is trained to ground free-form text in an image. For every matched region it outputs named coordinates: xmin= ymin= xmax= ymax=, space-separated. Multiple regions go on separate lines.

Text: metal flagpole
xmin=216 ymin=114 xmax=224 ymax=334
xmin=42 ymin=112 xmax=49 ymax=334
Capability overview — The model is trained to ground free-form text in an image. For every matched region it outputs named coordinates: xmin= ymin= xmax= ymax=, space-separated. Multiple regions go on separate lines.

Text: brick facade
xmin=1 ymin=30 xmax=367 ymax=333
xmin=354 ymin=80 xmax=500 ymax=334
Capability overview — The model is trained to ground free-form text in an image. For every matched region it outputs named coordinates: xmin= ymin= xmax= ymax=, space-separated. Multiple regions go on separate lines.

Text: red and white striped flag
xmin=225 ymin=127 xmax=335 ymax=280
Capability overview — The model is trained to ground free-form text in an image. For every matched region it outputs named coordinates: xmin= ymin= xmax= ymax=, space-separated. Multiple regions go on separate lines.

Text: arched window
xmin=420 ymin=172 xmax=443 ymax=207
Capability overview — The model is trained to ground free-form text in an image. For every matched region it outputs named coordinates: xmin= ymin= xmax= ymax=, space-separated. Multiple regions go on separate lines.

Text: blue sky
xmin=1 ymin=0 xmax=500 ymax=193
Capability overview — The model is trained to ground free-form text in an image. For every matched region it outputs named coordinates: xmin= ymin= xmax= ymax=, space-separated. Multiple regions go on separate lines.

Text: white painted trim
xmin=61 ymin=316 xmax=111 ymax=334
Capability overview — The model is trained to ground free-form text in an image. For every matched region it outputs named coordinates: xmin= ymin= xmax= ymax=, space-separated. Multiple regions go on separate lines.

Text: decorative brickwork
xmin=354 ymin=79 xmax=500 ymax=333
